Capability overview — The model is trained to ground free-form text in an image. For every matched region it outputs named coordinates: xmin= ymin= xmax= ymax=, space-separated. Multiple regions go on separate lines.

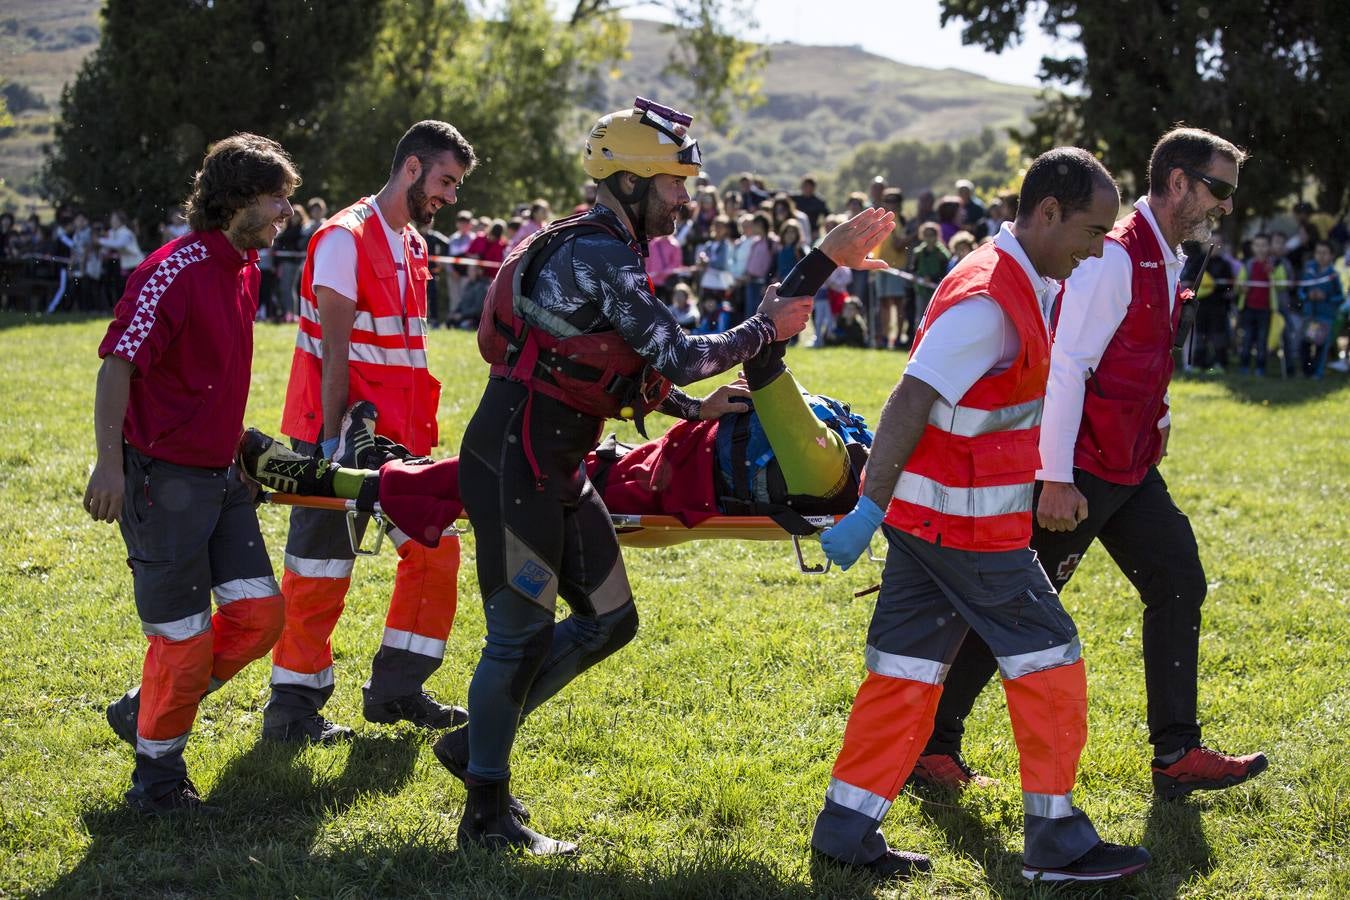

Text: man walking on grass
xmin=87 ymin=134 xmax=299 ymax=815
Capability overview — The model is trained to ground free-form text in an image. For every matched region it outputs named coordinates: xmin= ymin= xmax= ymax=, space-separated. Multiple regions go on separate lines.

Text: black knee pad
xmin=581 ymin=602 xmax=638 ymax=669
xmin=508 ymin=624 xmax=555 ymax=705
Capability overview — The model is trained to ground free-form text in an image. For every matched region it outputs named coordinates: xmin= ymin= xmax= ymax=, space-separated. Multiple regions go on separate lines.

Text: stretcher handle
xmin=792 ymin=534 xmax=832 ymax=575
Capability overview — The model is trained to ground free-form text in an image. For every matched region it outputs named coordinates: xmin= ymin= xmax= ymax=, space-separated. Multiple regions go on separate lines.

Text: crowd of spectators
xmin=6 ymin=180 xmax=1348 ymax=378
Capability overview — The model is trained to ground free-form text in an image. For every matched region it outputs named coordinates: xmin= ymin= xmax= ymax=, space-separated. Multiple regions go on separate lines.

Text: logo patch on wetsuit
xmin=511 ymin=559 xmax=552 ymax=599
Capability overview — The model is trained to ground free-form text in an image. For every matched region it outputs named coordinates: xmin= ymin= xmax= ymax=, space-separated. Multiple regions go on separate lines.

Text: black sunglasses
xmin=1182 ymin=167 xmax=1236 ymax=201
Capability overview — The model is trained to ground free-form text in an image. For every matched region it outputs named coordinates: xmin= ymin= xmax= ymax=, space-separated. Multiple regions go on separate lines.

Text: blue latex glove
xmin=821 ymin=495 xmax=885 ymax=570
xmin=319 ymin=436 xmax=340 ymax=459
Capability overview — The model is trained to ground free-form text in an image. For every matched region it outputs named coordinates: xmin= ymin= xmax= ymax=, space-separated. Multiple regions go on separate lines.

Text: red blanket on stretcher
xmin=378 ymin=418 xmax=722 ymax=548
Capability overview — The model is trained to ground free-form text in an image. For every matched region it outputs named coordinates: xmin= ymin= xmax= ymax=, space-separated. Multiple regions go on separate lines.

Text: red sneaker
xmin=1152 ymin=745 xmax=1268 ymax=799
xmin=907 ymin=753 xmax=997 ymax=790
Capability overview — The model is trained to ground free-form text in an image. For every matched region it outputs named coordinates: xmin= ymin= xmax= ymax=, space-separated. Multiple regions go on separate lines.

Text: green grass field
xmin=0 ymin=315 xmax=1346 ymax=898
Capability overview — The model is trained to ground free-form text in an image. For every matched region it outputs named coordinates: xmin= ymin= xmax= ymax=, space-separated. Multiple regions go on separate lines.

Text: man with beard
xmin=87 ymin=134 xmax=299 ymax=814
xmin=434 ymin=98 xmax=894 ymax=854
xmin=915 ymin=127 xmax=1269 ymax=802
xmin=270 ymin=121 xmax=477 ymax=743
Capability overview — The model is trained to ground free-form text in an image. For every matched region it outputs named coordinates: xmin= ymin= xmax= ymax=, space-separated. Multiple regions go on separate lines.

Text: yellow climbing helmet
xmin=582 ymin=97 xmax=703 ymax=181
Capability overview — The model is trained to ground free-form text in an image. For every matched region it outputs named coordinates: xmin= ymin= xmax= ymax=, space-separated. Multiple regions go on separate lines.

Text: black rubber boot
xmin=457 ymin=778 xmax=576 ymax=856
xmin=433 ymin=725 xmax=531 ymax=822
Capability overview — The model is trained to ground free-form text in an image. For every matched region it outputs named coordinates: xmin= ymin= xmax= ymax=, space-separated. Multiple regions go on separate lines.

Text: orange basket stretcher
xmin=261 ymin=494 xmax=870 ymax=574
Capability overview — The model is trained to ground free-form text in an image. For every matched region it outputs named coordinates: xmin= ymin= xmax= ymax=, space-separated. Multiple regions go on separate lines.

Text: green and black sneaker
xmin=334 ymin=400 xmax=380 ymax=469
xmin=238 ymin=429 xmax=338 ymax=496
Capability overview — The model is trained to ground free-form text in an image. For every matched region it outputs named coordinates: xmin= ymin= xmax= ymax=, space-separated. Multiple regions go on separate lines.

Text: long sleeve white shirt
xmin=1036 ymin=197 xmax=1184 ymax=483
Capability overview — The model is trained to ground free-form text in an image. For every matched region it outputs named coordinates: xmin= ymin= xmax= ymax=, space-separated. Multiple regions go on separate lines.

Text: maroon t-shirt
xmin=1245 ymin=259 xmax=1271 ymax=310
xmin=98 ymin=229 xmax=260 ymax=468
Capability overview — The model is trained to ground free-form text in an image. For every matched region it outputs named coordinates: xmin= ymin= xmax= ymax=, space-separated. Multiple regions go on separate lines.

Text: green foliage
xmin=833 ymin=127 xmax=1019 ymax=200
xmin=939 ymin=0 xmax=1350 ymax=226
xmin=1 ymin=316 xmax=1348 ymax=897
xmin=654 ymin=0 xmax=767 ymax=133
xmin=43 ymin=0 xmax=383 ymax=230
xmin=311 ymin=0 xmax=626 ymax=218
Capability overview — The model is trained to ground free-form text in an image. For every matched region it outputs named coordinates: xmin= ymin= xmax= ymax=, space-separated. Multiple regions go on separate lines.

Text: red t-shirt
xmin=98 ymin=229 xmax=260 ymax=467
xmin=1245 ymin=259 xmax=1270 ymax=310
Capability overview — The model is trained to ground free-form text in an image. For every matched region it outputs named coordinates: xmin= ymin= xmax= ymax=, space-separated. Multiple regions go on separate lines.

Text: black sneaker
xmin=261 ymin=713 xmax=354 ymax=745
xmin=1022 ymin=841 xmax=1151 ymax=883
xmin=237 ymin=429 xmax=338 ymax=496
xmin=106 ymin=690 xmax=140 ymax=747
xmin=334 ymin=401 xmax=380 ymax=468
xmin=812 ymin=848 xmax=933 ymax=880
xmin=363 ymin=691 xmax=467 ymax=730
xmin=126 ymin=778 xmax=221 ymax=817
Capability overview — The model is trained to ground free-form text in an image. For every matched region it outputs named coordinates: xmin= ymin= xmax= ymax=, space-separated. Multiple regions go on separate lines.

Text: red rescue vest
xmin=477 ymin=212 xmax=672 ymax=424
xmin=1073 ymin=209 xmax=1184 ymax=485
xmin=280 ymin=198 xmax=441 ymax=455
xmin=884 ymin=242 xmax=1051 ymax=552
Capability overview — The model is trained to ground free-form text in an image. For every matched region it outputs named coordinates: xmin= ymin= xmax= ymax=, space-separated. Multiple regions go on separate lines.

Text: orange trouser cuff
xmin=211 ymin=594 xmax=285 ymax=683
xmin=832 ymin=672 xmax=944 ymax=801
xmin=273 ymin=570 xmax=349 ymax=673
xmin=1003 ymin=658 xmax=1089 ymax=795
xmin=139 ymin=632 xmax=214 ymax=741
xmin=386 ymin=534 xmax=459 ymax=642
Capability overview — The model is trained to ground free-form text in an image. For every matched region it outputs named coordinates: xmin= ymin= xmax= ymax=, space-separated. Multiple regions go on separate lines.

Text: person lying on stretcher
xmin=238 ymin=339 xmax=873 ymax=550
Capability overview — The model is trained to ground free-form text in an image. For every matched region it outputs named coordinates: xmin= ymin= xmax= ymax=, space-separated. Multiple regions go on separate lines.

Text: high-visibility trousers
xmin=811 ymin=526 xmax=1100 ymax=870
xmin=267 ymin=498 xmax=460 ymax=723
xmin=117 ymin=448 xmax=284 ymax=799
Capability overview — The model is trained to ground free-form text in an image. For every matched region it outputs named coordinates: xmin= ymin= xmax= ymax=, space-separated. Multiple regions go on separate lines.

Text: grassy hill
xmin=0 ymin=5 xmax=1039 ymax=211
xmin=605 ymin=19 xmax=1041 ymax=191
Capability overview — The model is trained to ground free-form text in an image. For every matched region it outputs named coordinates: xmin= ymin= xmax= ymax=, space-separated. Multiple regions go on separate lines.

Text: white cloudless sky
xmin=624 ymin=0 xmax=1080 ymax=88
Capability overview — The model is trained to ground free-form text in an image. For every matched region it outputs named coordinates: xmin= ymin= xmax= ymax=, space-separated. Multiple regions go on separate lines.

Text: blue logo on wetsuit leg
xmin=511 ymin=560 xmax=552 ymax=599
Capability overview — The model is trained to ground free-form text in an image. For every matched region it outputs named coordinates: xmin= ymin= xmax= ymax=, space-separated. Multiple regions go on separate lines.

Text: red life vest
xmin=1073 ymin=209 xmax=1184 ymax=485
xmin=280 ymin=198 xmax=441 ymax=455
xmin=884 ymin=242 xmax=1051 ymax=552
xmin=477 ymin=211 xmax=672 ymax=424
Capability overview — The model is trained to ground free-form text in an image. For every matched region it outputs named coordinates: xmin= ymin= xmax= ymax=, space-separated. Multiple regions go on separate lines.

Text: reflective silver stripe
xmin=213 ymin=576 xmax=280 ymax=604
xmin=142 ymin=610 xmax=212 ymax=641
xmin=892 ymin=471 xmax=1033 ymax=517
xmin=1024 ymin=791 xmax=1075 ymax=819
xmin=387 ymin=525 xmax=411 ymax=549
xmin=136 ymin=732 xmax=189 ymax=759
xmin=865 ymin=645 xmax=949 ymax=685
xmin=347 ymin=342 xmax=429 ymax=369
xmin=284 ymin=553 xmax=355 ymax=579
xmin=295 ymin=329 xmax=323 ymax=359
xmin=352 ymin=311 xmax=424 ymax=337
xmin=271 ymin=664 xmax=335 ymax=689
xmin=825 ymin=778 xmax=892 ymax=821
xmin=998 ymin=636 xmax=1082 ymax=679
xmin=928 ymin=397 xmax=1043 ymax=438
xmin=381 ymin=626 xmax=447 ymax=660
xmin=299 ymin=297 xmax=320 ymax=322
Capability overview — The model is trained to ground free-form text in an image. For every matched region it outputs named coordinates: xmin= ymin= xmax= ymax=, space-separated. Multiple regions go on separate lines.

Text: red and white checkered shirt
xmin=99 ymin=228 xmax=260 ymax=467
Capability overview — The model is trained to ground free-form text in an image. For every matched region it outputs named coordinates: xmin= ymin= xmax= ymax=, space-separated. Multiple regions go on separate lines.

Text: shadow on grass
xmin=1135 ymin=797 xmax=1213 ymax=898
xmin=909 ymin=789 xmax=1027 ymax=893
xmin=1175 ymin=366 xmax=1349 ymax=406
xmin=42 ymin=733 xmax=820 ymax=898
xmin=44 ymin=731 xmax=423 ymax=898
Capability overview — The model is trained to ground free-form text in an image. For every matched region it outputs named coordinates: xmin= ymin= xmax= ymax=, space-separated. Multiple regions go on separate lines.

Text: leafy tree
xmin=833 ymin=127 xmax=1018 ymax=200
xmin=939 ymin=0 xmax=1350 ymax=226
xmin=44 ymin=0 xmax=381 ymax=230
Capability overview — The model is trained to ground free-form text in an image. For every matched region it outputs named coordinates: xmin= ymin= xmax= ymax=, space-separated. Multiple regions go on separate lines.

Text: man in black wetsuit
xmin=437 ymin=98 xmax=896 ymax=855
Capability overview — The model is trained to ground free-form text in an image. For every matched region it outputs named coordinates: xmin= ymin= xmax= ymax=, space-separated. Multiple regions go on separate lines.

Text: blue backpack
xmin=715 ymin=393 xmax=872 ymax=519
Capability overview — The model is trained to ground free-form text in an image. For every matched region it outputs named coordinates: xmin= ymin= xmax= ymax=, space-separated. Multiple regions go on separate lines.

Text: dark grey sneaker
xmin=126 ymin=778 xmax=221 ymax=817
xmin=1022 ymin=841 xmax=1151 ymax=883
xmin=261 ymin=713 xmax=354 ymax=745
xmin=363 ymin=691 xmax=467 ymax=730
xmin=334 ymin=401 xmax=380 ymax=468
xmin=106 ymin=689 xmax=140 ymax=747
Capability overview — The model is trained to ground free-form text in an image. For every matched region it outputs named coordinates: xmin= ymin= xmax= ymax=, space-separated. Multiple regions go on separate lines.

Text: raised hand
xmin=819 ymin=207 xmax=897 ymax=270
